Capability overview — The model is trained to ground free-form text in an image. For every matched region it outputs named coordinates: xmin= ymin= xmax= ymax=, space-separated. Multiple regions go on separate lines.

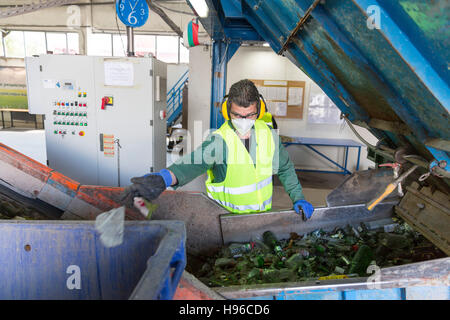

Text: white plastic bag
xmin=95 ymin=206 xmax=125 ymax=248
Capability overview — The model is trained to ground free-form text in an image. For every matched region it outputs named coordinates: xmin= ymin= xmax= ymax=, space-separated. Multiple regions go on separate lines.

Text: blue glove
xmin=144 ymin=169 xmax=173 ymax=188
xmin=294 ymin=200 xmax=314 ymax=220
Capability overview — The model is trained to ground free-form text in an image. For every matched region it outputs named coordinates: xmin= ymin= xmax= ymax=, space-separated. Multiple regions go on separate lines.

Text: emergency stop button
xmin=79 ymin=131 xmax=85 ymax=136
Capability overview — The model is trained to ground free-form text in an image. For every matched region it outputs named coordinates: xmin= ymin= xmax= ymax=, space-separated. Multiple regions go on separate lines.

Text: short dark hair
xmin=228 ymin=79 xmax=260 ymax=108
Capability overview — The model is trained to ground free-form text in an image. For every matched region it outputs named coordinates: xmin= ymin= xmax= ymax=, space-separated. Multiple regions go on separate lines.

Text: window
xmin=179 ymin=38 xmax=189 ymax=63
xmin=4 ymin=31 xmax=25 ymax=58
xmin=135 ymin=35 xmax=155 ymax=57
xmin=87 ymin=32 xmax=112 ymax=56
xmin=46 ymin=32 xmax=67 ymax=54
xmin=156 ymin=36 xmax=179 ymax=63
xmin=24 ymin=31 xmax=46 ymax=56
xmin=67 ymin=33 xmax=79 ymax=54
xmin=113 ymin=34 xmax=126 ymax=57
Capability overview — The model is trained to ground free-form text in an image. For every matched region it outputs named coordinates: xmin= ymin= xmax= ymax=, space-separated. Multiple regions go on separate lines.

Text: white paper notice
xmin=104 ymin=62 xmax=134 ymax=86
xmin=264 ymin=80 xmax=287 ymax=86
xmin=267 ymin=86 xmax=287 ymax=100
xmin=288 ymin=87 xmax=304 ymax=105
xmin=274 ymin=102 xmax=287 ymax=116
xmin=43 ymin=79 xmax=57 ymax=89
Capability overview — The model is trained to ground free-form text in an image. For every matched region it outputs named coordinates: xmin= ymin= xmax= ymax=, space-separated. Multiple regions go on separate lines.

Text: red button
xmin=79 ymin=131 xmax=85 ymax=136
xmin=83 ymin=104 xmax=86 ymax=107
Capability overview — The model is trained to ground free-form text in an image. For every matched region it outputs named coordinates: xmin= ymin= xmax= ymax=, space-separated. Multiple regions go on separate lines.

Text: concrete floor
xmin=272 ymin=171 xmax=347 ymax=209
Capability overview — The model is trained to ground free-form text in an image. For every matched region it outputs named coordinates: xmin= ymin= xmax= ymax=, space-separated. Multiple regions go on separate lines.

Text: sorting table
xmin=282 ymin=136 xmax=365 ymax=175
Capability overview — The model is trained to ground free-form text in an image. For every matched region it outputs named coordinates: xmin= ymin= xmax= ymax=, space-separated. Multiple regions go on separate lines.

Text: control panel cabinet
xmin=26 ymin=55 xmax=167 ymax=187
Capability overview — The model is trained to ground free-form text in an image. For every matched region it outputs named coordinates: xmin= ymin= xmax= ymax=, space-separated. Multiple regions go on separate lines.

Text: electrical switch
xmin=79 ymin=131 xmax=85 ymax=136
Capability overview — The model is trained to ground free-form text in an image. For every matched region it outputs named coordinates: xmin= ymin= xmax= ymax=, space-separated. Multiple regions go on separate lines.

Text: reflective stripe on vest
xmin=206 ymin=176 xmax=272 ymax=195
xmin=205 ymin=119 xmax=275 ymax=214
xmin=206 ymin=193 xmax=273 ymax=212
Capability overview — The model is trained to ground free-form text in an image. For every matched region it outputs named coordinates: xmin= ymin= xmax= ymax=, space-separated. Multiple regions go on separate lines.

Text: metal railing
xmin=166 ymin=70 xmax=188 ymax=127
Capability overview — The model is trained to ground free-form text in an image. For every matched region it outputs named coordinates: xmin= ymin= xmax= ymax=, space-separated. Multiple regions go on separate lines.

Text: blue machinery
xmin=187 ymin=0 xmax=449 ymax=180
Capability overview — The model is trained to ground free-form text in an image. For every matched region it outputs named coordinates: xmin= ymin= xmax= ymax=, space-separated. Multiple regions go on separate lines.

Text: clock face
xmin=116 ymin=0 xmax=149 ymax=28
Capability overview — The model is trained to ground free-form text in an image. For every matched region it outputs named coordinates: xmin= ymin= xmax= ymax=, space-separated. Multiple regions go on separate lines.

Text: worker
xmin=121 ymin=79 xmax=314 ymax=218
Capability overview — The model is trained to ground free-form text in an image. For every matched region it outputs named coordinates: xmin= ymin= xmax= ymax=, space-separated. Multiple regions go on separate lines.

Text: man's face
xmin=229 ymin=102 xmax=258 ymax=120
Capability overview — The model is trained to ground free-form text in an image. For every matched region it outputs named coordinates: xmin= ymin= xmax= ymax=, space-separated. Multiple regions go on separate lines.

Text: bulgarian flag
xmin=183 ymin=19 xmax=200 ymax=48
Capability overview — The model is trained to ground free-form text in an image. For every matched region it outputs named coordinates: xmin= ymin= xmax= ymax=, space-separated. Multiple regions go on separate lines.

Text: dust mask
xmin=232 ymin=118 xmax=255 ymax=136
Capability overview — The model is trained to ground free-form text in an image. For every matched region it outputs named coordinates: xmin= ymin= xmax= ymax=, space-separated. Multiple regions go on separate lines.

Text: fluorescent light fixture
xmin=263 ymin=42 xmax=270 ymax=47
xmin=190 ymin=0 xmax=209 ymax=18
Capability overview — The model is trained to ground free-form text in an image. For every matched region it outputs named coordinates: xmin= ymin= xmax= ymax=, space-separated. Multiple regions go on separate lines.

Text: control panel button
xmin=79 ymin=131 xmax=85 ymax=136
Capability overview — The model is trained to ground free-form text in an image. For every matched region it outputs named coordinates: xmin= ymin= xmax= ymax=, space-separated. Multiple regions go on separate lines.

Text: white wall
xmin=169 ymin=45 xmax=212 ymax=192
xmin=167 ymin=64 xmax=188 ymax=92
xmin=225 ymin=46 xmax=377 ymax=172
xmin=187 ymin=45 xmax=212 ymax=149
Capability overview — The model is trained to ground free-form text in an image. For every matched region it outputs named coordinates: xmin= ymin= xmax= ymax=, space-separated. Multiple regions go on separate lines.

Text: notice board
xmin=250 ymin=79 xmax=305 ymax=119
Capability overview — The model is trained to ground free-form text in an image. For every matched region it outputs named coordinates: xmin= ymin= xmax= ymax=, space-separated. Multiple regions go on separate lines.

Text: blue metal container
xmin=0 ymin=220 xmax=186 ymax=300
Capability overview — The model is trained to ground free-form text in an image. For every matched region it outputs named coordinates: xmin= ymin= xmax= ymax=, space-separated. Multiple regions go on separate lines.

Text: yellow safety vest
xmin=260 ymin=112 xmax=273 ymax=127
xmin=205 ymin=120 xmax=275 ymax=214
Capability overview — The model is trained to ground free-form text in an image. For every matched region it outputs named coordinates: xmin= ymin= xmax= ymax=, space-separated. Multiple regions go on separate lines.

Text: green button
xmin=57 ymin=112 xmax=61 ymax=115
xmin=75 ymin=113 xmax=78 ymax=116
xmin=58 ymin=121 xmax=61 ymax=125
xmin=54 ymin=130 xmax=57 ymax=134
xmin=75 ymin=122 xmax=78 ymax=126
xmin=62 ymin=122 xmax=66 ymax=125
xmin=53 ymin=121 xmax=57 ymax=125
xmin=70 ymin=113 xmax=73 ymax=116
xmin=84 ymin=123 xmax=87 ymax=126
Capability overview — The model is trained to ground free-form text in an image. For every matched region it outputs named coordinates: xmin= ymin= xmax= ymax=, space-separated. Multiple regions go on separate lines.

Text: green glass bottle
xmin=263 ymin=231 xmax=286 ymax=260
xmin=349 ymin=245 xmax=374 ymax=276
